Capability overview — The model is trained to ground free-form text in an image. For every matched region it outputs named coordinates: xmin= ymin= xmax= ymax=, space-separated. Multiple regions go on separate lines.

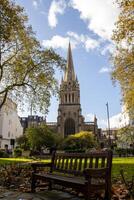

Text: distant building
xmin=0 ymin=98 xmax=23 ymax=149
xmin=20 ymin=115 xmax=46 ymax=132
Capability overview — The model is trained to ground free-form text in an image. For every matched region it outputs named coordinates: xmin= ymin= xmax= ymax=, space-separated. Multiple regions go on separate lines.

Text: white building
xmin=0 ymin=98 xmax=23 ymax=149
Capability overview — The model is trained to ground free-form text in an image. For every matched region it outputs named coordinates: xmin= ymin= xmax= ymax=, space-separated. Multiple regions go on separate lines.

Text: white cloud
xmin=32 ymin=0 xmax=42 ymax=9
xmin=48 ymin=0 xmax=66 ymax=28
xmin=33 ymin=0 xmax=38 ymax=9
xmin=42 ymin=32 xmax=100 ymax=51
xmin=101 ymin=43 xmax=115 ymax=55
xmin=42 ymin=35 xmax=71 ymax=49
xmin=98 ymin=112 xmax=129 ymax=129
xmin=67 ymin=31 xmax=100 ymax=51
xmin=70 ymin=0 xmax=120 ymax=41
xmin=99 ymin=67 xmax=111 ymax=74
xmin=86 ymin=113 xmax=95 ymax=121
xmin=84 ymin=38 xmax=99 ymax=51
xmin=82 ymin=109 xmax=130 ymax=129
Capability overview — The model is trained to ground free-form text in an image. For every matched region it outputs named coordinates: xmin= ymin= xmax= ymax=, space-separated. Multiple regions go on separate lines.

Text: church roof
xmin=64 ymin=42 xmax=76 ymax=82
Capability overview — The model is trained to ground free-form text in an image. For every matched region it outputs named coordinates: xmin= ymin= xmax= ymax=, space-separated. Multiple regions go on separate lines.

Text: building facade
xmin=57 ymin=43 xmax=98 ymax=137
xmin=0 ymin=98 xmax=23 ymax=149
xmin=20 ymin=115 xmax=46 ymax=133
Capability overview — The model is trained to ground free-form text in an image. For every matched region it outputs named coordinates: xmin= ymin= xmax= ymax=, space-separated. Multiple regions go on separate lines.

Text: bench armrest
xmin=31 ymin=162 xmax=52 ymax=173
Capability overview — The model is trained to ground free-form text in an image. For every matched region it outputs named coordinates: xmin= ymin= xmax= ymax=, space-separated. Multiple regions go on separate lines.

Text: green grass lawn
xmin=0 ymin=157 xmax=50 ymax=165
xmin=112 ymin=157 xmax=134 ymax=181
xmin=0 ymin=157 xmax=133 ymax=181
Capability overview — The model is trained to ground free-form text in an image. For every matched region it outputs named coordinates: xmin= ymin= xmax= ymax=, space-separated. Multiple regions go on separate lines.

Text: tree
xmin=16 ymin=134 xmax=29 ymax=150
xmin=0 ymin=0 xmax=65 ymax=113
xmin=26 ymin=125 xmax=56 ymax=151
xmin=111 ymin=0 xmax=134 ymax=118
xmin=116 ymin=125 xmax=134 ymax=148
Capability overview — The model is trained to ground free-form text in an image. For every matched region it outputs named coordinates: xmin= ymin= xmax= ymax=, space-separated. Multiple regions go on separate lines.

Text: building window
xmin=72 ymin=93 xmax=74 ymax=102
xmin=65 ymin=94 xmax=67 ymax=102
xmin=69 ymin=94 xmax=71 ymax=102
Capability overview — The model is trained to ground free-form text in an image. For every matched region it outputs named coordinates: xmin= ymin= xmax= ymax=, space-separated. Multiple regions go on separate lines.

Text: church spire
xmin=64 ymin=42 xmax=76 ymax=82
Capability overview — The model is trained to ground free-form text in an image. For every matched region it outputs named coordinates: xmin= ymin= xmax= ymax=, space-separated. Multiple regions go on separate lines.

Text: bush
xmin=62 ymin=131 xmax=97 ymax=152
xmin=0 ymin=150 xmax=9 ymax=158
xmin=115 ymin=148 xmax=134 ymax=157
xmin=13 ymin=148 xmax=22 ymax=157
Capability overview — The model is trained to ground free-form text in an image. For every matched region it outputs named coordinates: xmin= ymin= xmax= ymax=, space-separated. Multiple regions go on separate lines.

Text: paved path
xmin=0 ymin=189 xmax=83 ymax=200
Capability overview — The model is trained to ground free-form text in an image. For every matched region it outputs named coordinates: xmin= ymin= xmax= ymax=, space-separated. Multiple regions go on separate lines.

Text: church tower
xmin=57 ymin=43 xmax=84 ymax=137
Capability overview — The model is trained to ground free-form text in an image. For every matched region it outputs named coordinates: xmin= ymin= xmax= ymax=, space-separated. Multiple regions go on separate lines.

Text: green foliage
xmin=115 ymin=147 xmax=134 ymax=157
xmin=16 ymin=134 xmax=29 ymax=150
xmin=62 ymin=131 xmax=97 ymax=152
xmin=26 ymin=125 xmax=57 ymax=151
xmin=0 ymin=0 xmax=65 ymax=113
xmin=116 ymin=125 xmax=134 ymax=148
xmin=0 ymin=150 xmax=9 ymax=158
xmin=112 ymin=0 xmax=134 ymax=117
xmin=13 ymin=148 xmax=22 ymax=157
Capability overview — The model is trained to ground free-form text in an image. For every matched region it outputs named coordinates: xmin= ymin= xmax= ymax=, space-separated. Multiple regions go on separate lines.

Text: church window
xmin=72 ymin=93 xmax=74 ymax=102
xmin=64 ymin=118 xmax=75 ymax=136
xmin=65 ymin=94 xmax=67 ymax=102
xmin=69 ymin=94 xmax=71 ymax=102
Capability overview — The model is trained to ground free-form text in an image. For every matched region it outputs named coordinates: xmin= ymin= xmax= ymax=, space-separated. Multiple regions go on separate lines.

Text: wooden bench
xmin=31 ymin=150 xmax=113 ymax=200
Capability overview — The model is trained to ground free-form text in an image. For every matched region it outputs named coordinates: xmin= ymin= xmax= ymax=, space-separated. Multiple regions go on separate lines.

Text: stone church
xmin=57 ymin=43 xmax=98 ymax=137
xmin=20 ymin=43 xmax=100 ymax=138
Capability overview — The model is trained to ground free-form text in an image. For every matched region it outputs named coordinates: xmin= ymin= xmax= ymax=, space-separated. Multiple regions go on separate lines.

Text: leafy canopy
xmin=0 ymin=0 xmax=65 ymax=113
xmin=111 ymin=0 xmax=134 ymax=118
xmin=116 ymin=125 xmax=134 ymax=147
xmin=26 ymin=125 xmax=56 ymax=151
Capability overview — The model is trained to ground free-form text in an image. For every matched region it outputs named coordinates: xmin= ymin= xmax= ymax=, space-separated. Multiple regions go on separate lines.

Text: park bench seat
xmin=31 ymin=150 xmax=113 ymax=200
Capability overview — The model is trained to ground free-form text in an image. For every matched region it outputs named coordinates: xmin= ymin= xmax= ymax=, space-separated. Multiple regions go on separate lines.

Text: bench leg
xmin=104 ymin=192 xmax=111 ymax=200
xmin=104 ymin=185 xmax=111 ymax=200
xmin=31 ymin=173 xmax=36 ymax=193
xmin=48 ymin=180 xmax=52 ymax=190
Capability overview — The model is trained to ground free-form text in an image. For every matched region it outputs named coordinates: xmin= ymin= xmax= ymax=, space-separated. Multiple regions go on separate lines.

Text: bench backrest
xmin=50 ymin=150 xmax=113 ymax=176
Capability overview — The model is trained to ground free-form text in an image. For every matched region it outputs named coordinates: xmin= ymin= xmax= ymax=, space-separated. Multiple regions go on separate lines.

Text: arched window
xmin=64 ymin=118 xmax=75 ymax=136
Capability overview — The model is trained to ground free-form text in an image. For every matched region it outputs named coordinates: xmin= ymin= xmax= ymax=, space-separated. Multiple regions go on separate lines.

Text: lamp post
xmin=106 ymin=102 xmax=111 ymax=147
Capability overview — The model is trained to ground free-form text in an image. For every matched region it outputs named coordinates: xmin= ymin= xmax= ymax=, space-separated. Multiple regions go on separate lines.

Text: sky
xmin=16 ymin=0 xmax=124 ymax=129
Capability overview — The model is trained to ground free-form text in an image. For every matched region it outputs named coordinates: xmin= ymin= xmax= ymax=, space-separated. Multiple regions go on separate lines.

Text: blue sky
xmin=16 ymin=0 xmax=123 ymax=128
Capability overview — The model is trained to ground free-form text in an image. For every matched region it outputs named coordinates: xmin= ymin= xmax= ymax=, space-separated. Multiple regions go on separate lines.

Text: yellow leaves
xmin=112 ymin=0 xmax=134 ymax=118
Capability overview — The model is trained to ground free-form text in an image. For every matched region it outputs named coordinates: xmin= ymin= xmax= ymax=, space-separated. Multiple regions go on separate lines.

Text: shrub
xmin=13 ymin=148 xmax=22 ymax=157
xmin=62 ymin=131 xmax=97 ymax=152
xmin=0 ymin=150 xmax=9 ymax=158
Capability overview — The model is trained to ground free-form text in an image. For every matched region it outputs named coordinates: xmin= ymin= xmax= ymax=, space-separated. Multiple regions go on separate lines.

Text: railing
xmin=84 ymin=121 xmax=95 ymax=125
xmin=46 ymin=122 xmax=57 ymax=126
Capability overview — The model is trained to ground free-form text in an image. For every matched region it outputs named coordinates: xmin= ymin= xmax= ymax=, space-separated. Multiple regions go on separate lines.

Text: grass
xmin=0 ymin=157 xmax=50 ymax=165
xmin=0 ymin=157 xmax=133 ymax=180
xmin=112 ymin=157 xmax=134 ymax=181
